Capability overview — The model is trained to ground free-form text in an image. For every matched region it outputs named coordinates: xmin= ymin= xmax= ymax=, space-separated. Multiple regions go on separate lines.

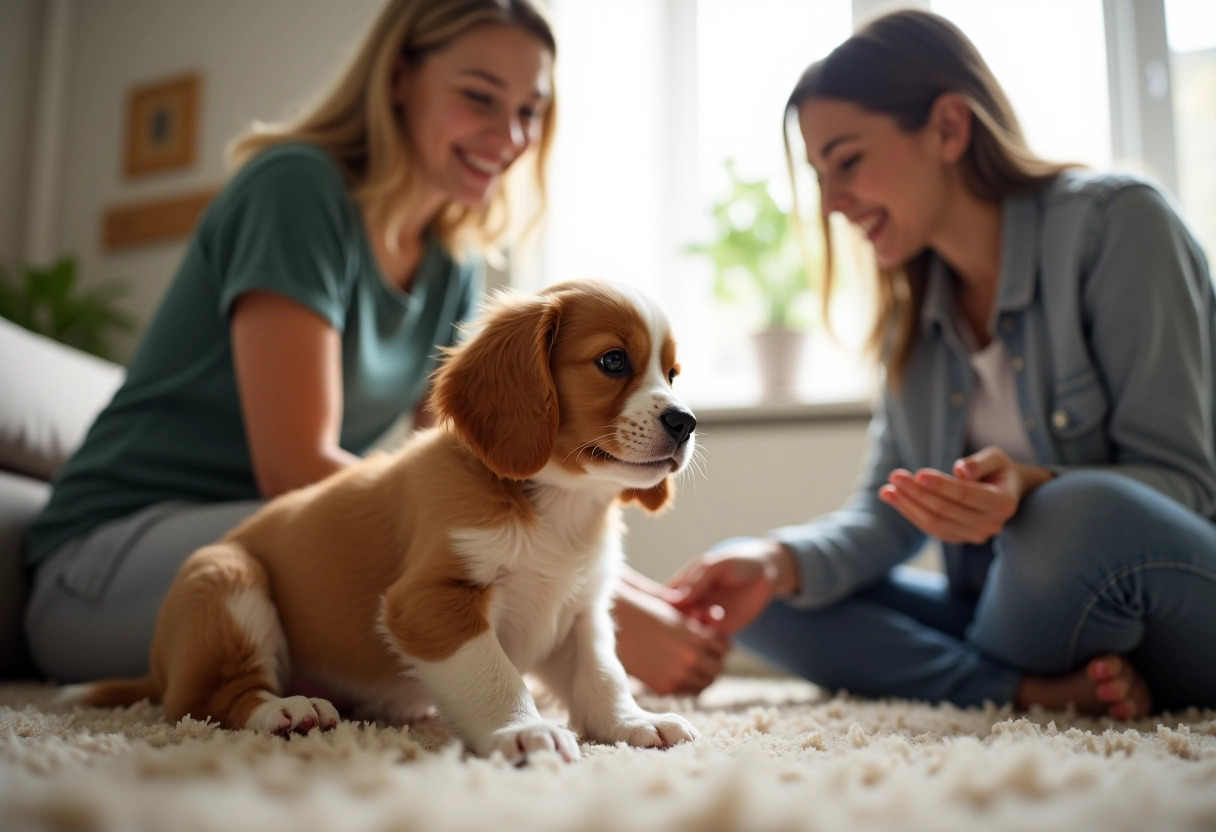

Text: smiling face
xmin=798 ymin=97 xmax=954 ymax=270
xmin=394 ymin=22 xmax=553 ymax=207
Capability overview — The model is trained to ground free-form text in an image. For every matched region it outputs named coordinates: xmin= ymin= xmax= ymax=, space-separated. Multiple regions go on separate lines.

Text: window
xmin=1166 ymin=0 xmax=1216 ymax=258
xmin=538 ymin=0 xmax=1213 ymax=409
xmin=931 ymin=0 xmax=1111 ymax=168
xmin=542 ymin=1 xmax=861 ymax=407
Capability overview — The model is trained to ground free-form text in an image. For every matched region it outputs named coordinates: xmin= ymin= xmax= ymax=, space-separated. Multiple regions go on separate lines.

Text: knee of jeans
xmin=997 ymin=471 xmax=1158 ymax=590
xmin=735 ymin=600 xmax=858 ymax=689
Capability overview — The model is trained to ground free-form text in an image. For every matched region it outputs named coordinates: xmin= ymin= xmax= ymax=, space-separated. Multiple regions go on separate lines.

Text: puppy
xmin=74 ymin=279 xmax=699 ymax=763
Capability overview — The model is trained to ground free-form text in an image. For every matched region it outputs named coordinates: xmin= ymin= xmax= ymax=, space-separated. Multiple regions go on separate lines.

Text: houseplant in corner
xmin=0 ymin=256 xmax=135 ymax=361
xmin=687 ymin=159 xmax=817 ymax=401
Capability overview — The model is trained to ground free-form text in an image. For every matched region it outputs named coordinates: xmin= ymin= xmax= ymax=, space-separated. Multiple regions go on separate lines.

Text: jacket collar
xmin=920 ymin=190 xmax=1040 ymax=333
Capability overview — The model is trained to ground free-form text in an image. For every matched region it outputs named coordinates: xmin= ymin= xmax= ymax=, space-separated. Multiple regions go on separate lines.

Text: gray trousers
xmin=24 ymin=501 xmax=263 ymax=682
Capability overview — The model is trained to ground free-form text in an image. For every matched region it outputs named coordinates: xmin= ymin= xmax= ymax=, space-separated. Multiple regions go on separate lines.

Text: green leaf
xmin=0 ymin=256 xmax=133 ymax=360
xmin=685 ymin=158 xmax=821 ymax=332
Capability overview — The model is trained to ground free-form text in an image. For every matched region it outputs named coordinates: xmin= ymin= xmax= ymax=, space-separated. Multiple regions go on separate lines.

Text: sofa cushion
xmin=0 ymin=469 xmax=49 ymax=677
xmin=0 ymin=317 xmax=124 ymax=481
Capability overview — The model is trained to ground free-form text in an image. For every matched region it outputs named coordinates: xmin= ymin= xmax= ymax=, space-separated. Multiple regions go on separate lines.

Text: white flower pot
xmin=750 ymin=328 xmax=806 ymax=402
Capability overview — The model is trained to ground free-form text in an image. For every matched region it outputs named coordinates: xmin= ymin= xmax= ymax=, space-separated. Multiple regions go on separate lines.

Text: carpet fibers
xmin=2 ymin=678 xmax=1214 ymax=831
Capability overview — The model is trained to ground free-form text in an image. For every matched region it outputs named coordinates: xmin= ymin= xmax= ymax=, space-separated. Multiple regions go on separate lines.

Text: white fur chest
xmin=448 ymin=486 xmax=624 ymax=671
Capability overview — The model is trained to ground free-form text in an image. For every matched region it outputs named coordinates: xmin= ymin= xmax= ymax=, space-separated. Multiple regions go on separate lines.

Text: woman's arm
xmin=230 ymin=290 xmax=360 ymax=497
xmin=767 ymin=400 xmax=927 ymax=609
xmin=1078 ymin=183 xmax=1216 ymax=514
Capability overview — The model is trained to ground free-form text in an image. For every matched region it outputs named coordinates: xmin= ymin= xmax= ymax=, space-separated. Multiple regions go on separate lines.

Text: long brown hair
xmin=785 ymin=9 xmax=1074 ymax=385
xmin=228 ymin=0 xmax=557 ymax=261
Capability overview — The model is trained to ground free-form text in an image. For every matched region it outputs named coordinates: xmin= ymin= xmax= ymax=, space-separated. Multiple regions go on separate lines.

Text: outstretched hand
xmin=613 ymin=578 xmax=729 ymax=696
xmin=666 ymin=538 xmax=797 ymax=637
xmin=877 ymin=445 xmax=1054 ymax=544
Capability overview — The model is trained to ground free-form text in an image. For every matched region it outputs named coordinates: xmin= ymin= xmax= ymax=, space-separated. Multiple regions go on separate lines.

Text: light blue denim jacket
xmin=772 ymin=170 xmax=1216 ymax=608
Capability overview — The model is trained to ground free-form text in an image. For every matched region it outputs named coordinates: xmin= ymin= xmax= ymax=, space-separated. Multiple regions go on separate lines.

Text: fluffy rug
xmin=2 ymin=677 xmax=1214 ymax=832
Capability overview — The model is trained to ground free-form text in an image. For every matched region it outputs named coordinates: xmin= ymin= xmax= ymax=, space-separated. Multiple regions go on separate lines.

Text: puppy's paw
xmin=479 ymin=720 xmax=581 ymax=764
xmin=246 ymin=695 xmax=341 ymax=735
xmin=587 ymin=710 xmax=699 ymax=749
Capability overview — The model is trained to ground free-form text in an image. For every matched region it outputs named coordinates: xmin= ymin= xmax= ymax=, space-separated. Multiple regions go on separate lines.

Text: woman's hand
xmin=667 ymin=538 xmax=798 ymax=637
xmin=877 ymin=445 xmax=1054 ymax=544
xmin=613 ymin=578 xmax=729 ymax=696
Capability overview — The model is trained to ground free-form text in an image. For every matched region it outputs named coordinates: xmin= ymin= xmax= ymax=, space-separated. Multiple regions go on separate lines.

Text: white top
xmin=957 ymin=314 xmax=1036 ymax=464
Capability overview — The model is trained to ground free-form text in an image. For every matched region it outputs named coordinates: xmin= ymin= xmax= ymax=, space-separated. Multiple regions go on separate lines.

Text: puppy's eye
xmin=597 ymin=350 xmax=629 ymax=375
xmin=668 ymin=368 xmax=677 ymax=384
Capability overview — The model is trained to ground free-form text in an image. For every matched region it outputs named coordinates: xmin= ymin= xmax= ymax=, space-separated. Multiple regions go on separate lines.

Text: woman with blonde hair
xmin=24 ymin=0 xmax=559 ymax=681
xmin=670 ymin=9 xmax=1216 ymax=718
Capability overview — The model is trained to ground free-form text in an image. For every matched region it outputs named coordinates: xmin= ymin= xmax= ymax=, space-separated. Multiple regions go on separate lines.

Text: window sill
xmin=688 ymin=397 xmax=872 ymax=427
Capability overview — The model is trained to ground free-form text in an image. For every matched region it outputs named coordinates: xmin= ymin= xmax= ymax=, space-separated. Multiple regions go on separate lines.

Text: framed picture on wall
xmin=123 ymin=72 xmax=200 ymax=178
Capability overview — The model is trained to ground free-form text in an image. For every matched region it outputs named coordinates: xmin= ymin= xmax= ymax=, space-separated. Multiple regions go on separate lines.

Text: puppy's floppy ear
xmin=619 ymin=477 xmax=674 ymax=514
xmin=432 ymin=293 xmax=561 ymax=479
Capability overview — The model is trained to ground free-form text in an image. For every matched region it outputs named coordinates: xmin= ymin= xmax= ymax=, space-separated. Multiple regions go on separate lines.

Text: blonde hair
xmin=784 ymin=9 xmax=1076 ymax=385
xmin=227 ymin=0 xmax=557 ymax=261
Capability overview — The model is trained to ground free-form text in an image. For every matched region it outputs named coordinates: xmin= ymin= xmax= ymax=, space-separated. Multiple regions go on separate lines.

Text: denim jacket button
xmin=1011 ymin=356 xmax=1025 ymax=373
xmin=1052 ymin=409 xmax=1069 ymax=429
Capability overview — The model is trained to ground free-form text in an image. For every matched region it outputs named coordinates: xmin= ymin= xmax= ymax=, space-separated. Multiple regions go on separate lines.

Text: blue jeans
xmin=737 ymin=472 xmax=1216 ymax=711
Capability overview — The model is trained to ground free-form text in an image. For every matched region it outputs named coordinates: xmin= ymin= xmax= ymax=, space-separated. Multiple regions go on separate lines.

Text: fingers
xmin=681 ymin=642 xmax=727 ymax=695
xmin=648 ymin=583 xmax=687 ymax=606
xmin=669 ymin=561 xmax=720 ymax=611
xmin=954 ymin=446 xmax=1010 ymax=481
xmin=908 ymin=468 xmax=1008 ymax=514
xmin=648 ymin=626 xmax=729 ymax=696
xmin=880 ymin=470 xmax=1004 ymax=544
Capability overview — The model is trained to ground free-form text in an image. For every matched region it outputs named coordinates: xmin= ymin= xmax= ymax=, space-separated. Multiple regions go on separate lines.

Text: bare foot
xmin=1015 ymin=654 xmax=1152 ymax=719
xmin=1087 ymin=655 xmax=1152 ymax=719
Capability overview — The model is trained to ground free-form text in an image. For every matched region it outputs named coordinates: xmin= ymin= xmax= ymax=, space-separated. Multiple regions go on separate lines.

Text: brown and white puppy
xmin=72 ymin=279 xmax=699 ymax=763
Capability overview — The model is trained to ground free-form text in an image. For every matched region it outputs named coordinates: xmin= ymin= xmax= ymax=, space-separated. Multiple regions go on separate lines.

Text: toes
xmin=485 ymin=722 xmax=581 ymax=765
xmin=312 ymin=697 xmax=341 ymax=730
xmin=1095 ymin=677 xmax=1130 ymax=703
xmin=1086 ymin=654 xmax=1122 ymax=682
xmin=649 ymin=713 xmax=699 ymax=746
xmin=590 ymin=711 xmax=700 ymax=748
xmin=1087 ymin=655 xmax=1153 ymax=720
xmin=246 ymin=695 xmax=341 ymax=735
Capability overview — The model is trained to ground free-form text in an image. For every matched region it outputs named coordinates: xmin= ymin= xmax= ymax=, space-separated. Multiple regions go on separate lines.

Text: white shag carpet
xmin=2 ymin=677 xmax=1215 ymax=832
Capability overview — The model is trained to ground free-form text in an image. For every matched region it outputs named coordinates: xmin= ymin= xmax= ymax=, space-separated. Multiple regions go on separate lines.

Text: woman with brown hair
xmin=670 ymin=9 xmax=1216 ymax=718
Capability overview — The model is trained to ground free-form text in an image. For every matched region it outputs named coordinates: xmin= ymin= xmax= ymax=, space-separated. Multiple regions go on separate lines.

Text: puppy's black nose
xmin=660 ymin=407 xmax=697 ymax=446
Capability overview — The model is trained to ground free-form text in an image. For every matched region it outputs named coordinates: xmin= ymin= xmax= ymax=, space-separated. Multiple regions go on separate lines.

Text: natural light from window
xmin=930 ymin=0 xmax=1111 ymax=169
xmin=1165 ymin=0 xmax=1216 ymax=260
xmin=539 ymin=0 xmax=1198 ymax=410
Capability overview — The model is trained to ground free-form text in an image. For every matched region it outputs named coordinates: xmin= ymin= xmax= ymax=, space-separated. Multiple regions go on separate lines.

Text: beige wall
xmin=25 ymin=0 xmax=383 ymax=359
xmin=623 ymin=415 xmax=870 ymax=582
xmin=0 ymin=0 xmax=41 ymax=266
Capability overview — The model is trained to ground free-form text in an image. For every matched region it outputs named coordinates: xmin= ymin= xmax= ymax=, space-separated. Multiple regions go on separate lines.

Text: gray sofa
xmin=0 ymin=316 xmax=124 ymax=678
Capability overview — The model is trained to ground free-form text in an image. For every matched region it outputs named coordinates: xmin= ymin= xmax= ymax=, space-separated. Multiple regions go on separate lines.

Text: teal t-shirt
xmin=27 ymin=142 xmax=481 ymax=564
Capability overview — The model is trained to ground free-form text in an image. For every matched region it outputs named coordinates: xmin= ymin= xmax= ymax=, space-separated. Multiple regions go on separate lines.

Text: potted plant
xmin=686 ymin=159 xmax=817 ymax=401
xmin=0 ymin=256 xmax=135 ymax=361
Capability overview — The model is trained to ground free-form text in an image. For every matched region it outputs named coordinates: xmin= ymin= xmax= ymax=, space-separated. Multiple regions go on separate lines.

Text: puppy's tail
xmin=57 ymin=676 xmax=159 ymax=709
